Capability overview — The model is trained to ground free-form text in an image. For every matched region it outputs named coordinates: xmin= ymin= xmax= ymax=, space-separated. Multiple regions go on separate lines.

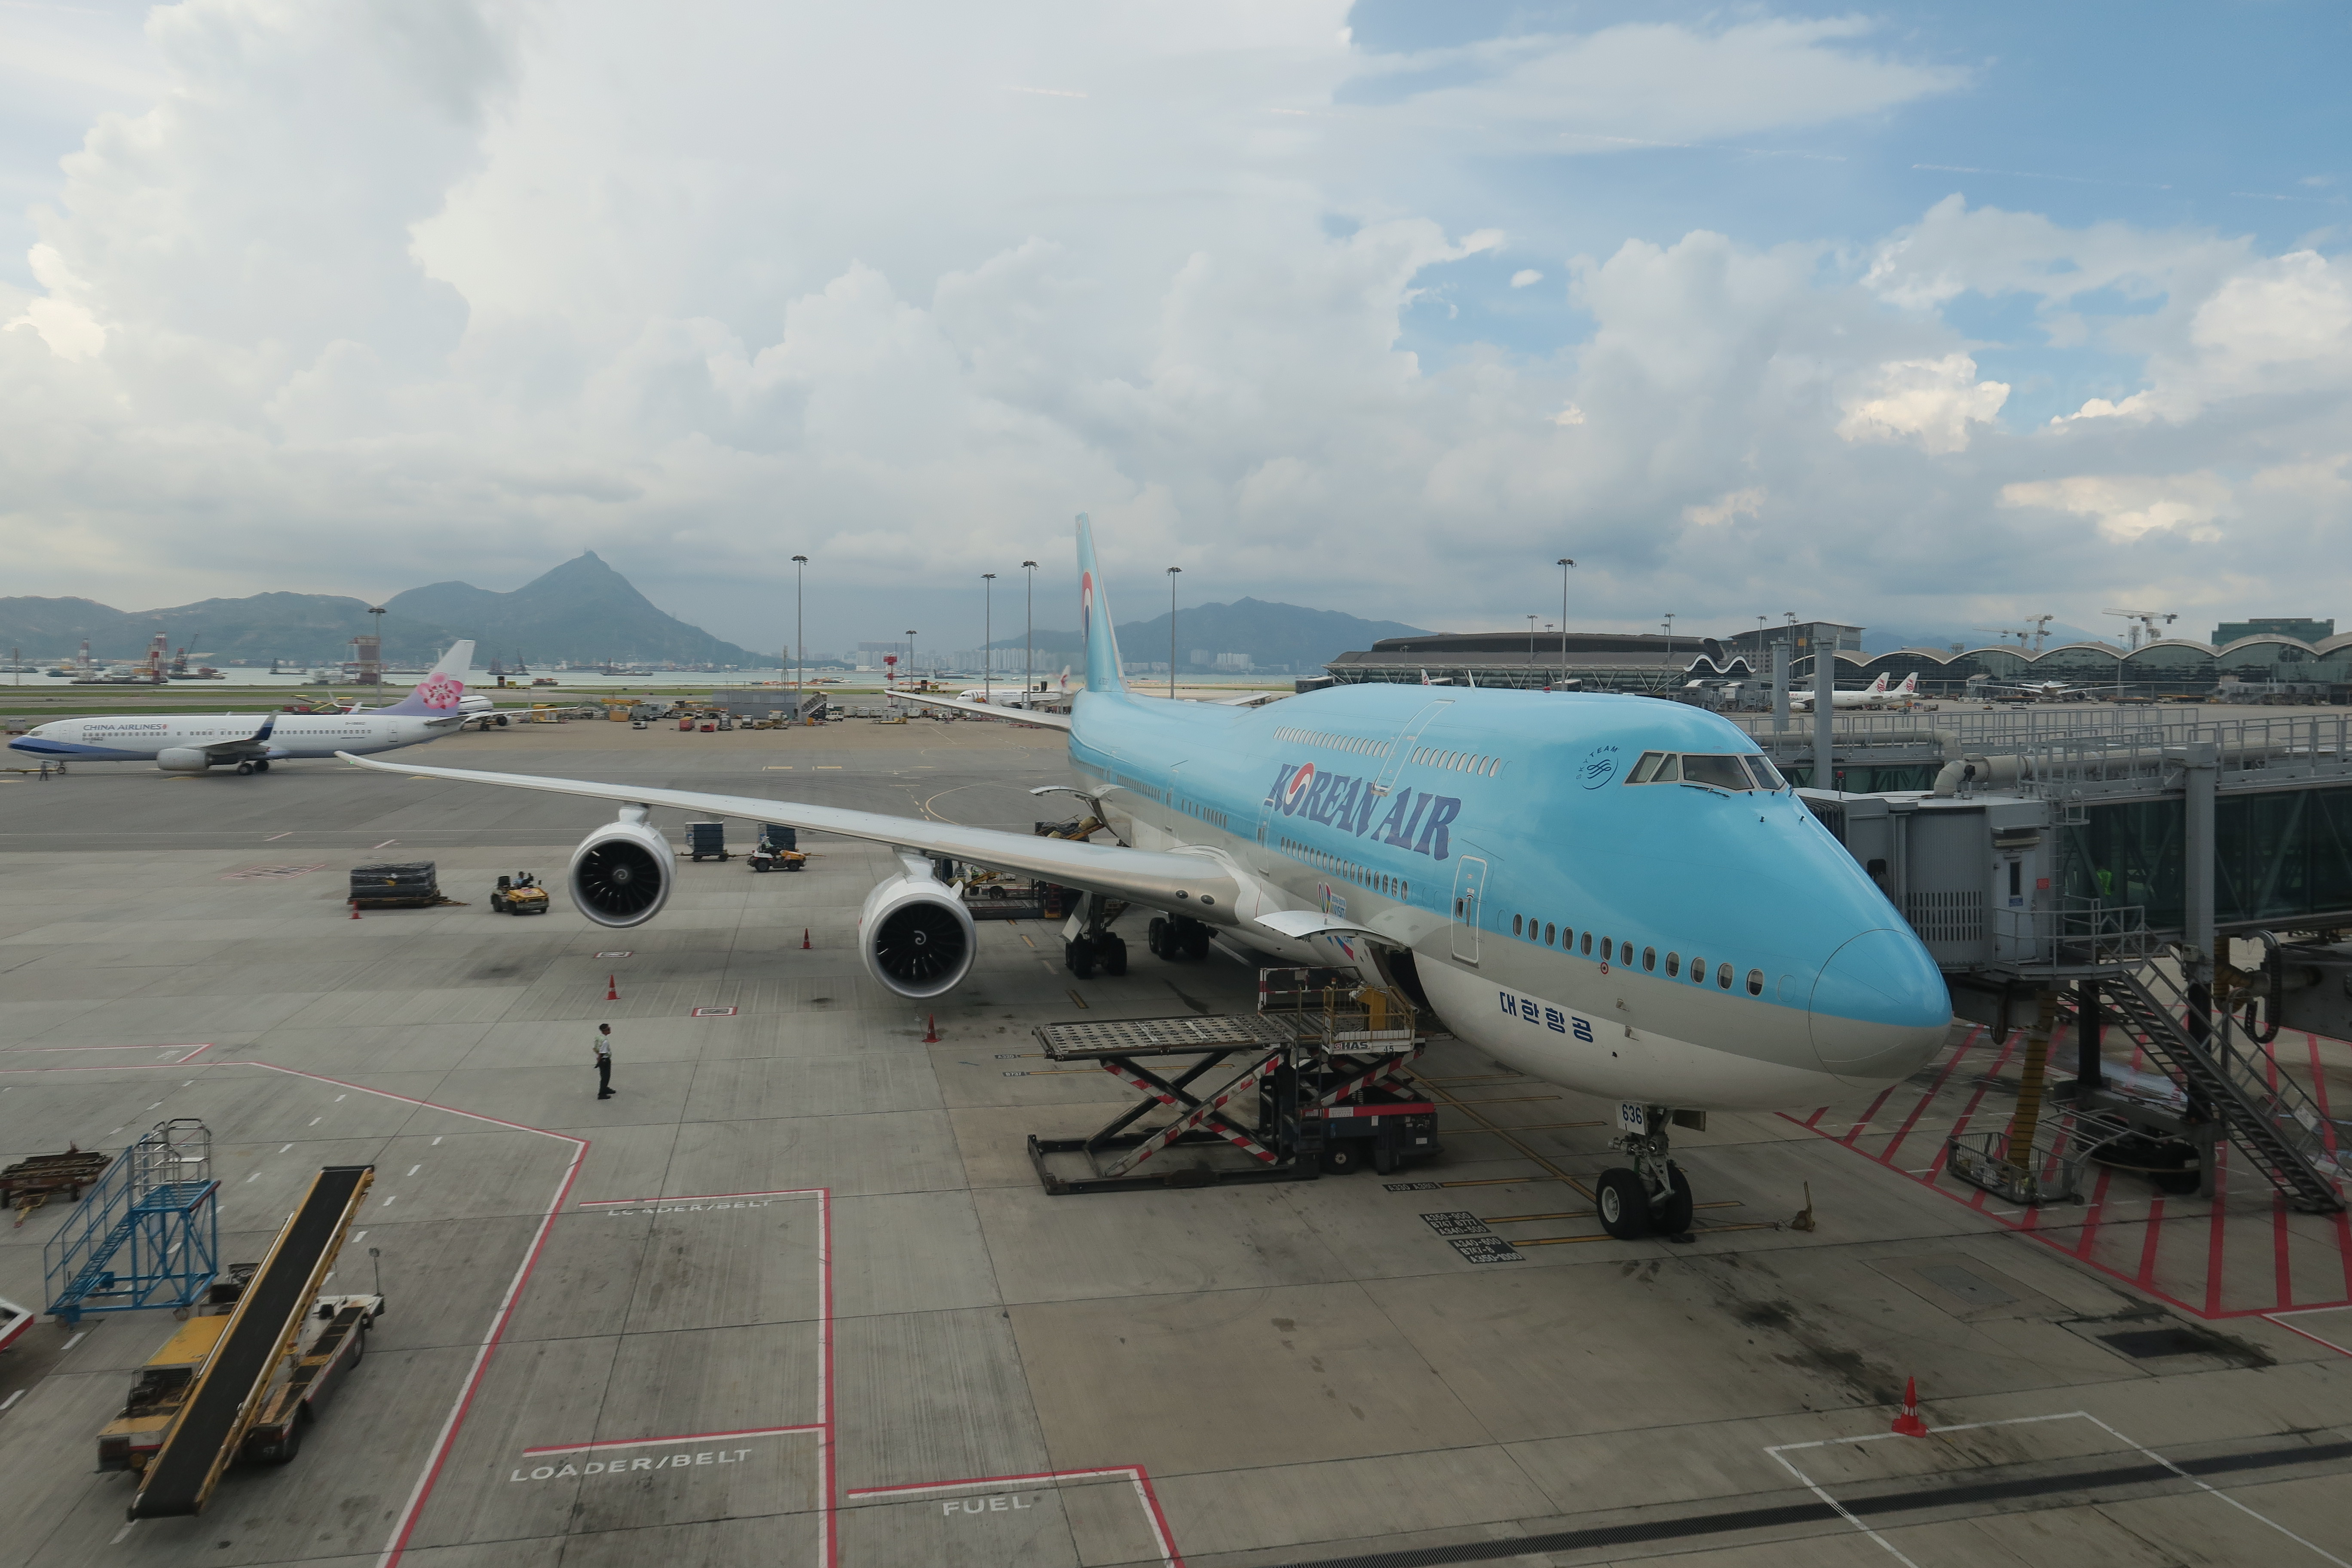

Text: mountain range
xmin=0 ymin=554 xmax=763 ymax=667
xmin=985 ymin=597 xmax=1429 ymax=673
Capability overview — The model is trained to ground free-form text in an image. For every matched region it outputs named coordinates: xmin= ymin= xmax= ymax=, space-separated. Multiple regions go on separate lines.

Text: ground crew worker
xmin=594 ymin=1024 xmax=614 ymax=1099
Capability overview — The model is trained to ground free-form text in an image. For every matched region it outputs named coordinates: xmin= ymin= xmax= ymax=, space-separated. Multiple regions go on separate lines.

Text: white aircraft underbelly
xmin=1415 ymin=956 xmax=1853 ymax=1111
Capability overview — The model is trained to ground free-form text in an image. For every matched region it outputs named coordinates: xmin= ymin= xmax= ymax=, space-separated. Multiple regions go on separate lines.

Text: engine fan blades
xmin=576 ymin=839 xmax=665 ymax=919
xmin=872 ymin=901 xmax=969 ymax=984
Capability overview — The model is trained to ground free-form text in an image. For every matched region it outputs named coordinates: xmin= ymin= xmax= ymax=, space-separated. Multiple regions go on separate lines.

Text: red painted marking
xmin=524 ymin=1424 xmax=821 ymax=1456
xmin=2074 ymin=1165 xmax=2114 ymax=1260
xmin=1926 ymin=1033 xmax=2021 ymax=1179
xmin=2205 ymin=1142 xmax=2229 ymax=1319
xmin=2137 ymin=1197 xmax=2168 ymax=1289
xmin=2299 ymin=1032 xmax=2352 ymax=1302
xmin=1803 ymin=1106 xmax=1828 ymax=1129
xmin=1877 ymin=1026 xmax=1984 ymax=1169
xmin=1841 ymin=1081 xmax=1901 ymax=1148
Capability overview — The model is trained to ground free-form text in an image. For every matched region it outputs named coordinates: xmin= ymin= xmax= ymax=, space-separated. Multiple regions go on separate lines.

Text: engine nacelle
xmin=568 ymin=816 xmax=674 ymax=928
xmin=156 ymin=748 xmax=211 ymax=773
xmin=858 ymin=874 xmax=977 ymax=999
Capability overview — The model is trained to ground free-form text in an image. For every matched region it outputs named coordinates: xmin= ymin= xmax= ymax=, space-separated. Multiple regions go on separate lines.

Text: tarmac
xmin=0 ymin=714 xmax=2348 ymax=1568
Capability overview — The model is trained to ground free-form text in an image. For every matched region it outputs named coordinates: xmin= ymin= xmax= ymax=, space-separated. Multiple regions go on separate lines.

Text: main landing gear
xmin=234 ymin=759 xmax=271 ymax=775
xmin=1062 ymin=892 xmax=1129 ymax=979
xmin=1595 ymin=1104 xmax=1695 ymax=1241
xmin=1145 ymin=915 xmax=1212 ymax=962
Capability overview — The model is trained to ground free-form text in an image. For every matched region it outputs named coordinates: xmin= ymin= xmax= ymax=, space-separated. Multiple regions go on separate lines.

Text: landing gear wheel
xmin=1101 ymin=936 xmax=1128 ymax=976
xmin=1066 ymin=938 xmax=1097 ymax=979
xmin=1655 ymin=1161 xmax=1694 ymax=1235
xmin=1147 ymin=917 xmax=1169 ymax=958
xmin=1181 ymin=922 xmax=1211 ymax=960
xmin=254 ymin=760 xmax=270 ymax=772
xmin=1320 ymin=1143 xmax=1362 ymax=1175
xmin=235 ymin=761 xmax=254 ymax=775
xmin=1596 ymin=1168 xmax=1652 ymax=1239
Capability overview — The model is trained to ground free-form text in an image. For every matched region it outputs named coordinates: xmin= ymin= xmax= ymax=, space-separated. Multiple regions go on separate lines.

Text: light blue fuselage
xmin=1066 ymin=682 xmax=1951 ymax=1111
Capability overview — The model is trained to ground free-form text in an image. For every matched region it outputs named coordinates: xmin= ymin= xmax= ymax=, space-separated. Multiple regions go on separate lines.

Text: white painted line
xmin=64 ymin=1332 xmax=85 ymax=1351
xmin=245 ymin=1173 xmax=259 ymax=1183
xmin=279 ymin=1143 xmax=293 ymax=1153
xmin=335 ymin=1094 xmax=346 ymax=1102
xmin=1768 ymin=1411 xmax=2352 ymax=1567
xmin=407 ymin=1165 xmax=421 ymax=1177
xmin=109 ymin=1521 xmax=136 ymax=1545
xmin=351 ymin=1231 xmax=366 ymax=1243
xmin=0 ymin=1389 xmax=24 ymax=1412
xmin=309 ymin=1118 xmax=321 ymax=1126
xmin=2267 ymin=1305 xmax=2352 ymax=1357
xmin=382 ymin=1196 xmax=396 ymax=1206
xmin=373 ymin=839 xmax=398 ymax=848
xmin=430 ymin=1136 xmax=441 ymax=1145
xmin=266 ymin=832 xmax=291 ymax=840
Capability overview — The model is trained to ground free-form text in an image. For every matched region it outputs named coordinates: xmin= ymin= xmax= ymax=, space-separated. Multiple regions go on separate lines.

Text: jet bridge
xmin=127 ymin=1164 xmax=374 ymax=1519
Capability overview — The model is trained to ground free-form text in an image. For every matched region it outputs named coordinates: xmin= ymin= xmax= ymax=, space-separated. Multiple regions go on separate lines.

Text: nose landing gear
xmin=1596 ymin=1104 xmax=1695 ymax=1240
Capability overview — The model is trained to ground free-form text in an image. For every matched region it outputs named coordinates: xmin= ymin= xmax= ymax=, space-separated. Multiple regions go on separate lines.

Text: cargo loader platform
xmin=127 ymin=1164 xmax=375 ymax=1519
xmin=1027 ymin=970 xmax=1442 ymax=1194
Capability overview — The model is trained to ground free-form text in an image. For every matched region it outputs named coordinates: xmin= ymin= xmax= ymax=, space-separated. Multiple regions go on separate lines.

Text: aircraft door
xmin=1449 ymin=857 xmax=1487 ymax=963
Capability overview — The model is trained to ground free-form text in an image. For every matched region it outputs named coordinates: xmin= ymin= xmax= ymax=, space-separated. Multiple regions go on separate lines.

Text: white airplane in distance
xmin=9 ymin=641 xmax=479 ymax=775
xmin=1789 ymin=672 xmax=1914 ymax=710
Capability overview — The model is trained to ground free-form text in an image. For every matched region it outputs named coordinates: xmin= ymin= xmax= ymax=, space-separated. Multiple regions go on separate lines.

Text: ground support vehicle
xmin=3 ymin=1148 xmax=111 ymax=1219
xmin=747 ymin=825 xmax=804 ymax=872
xmin=686 ymin=822 xmax=729 ymax=861
xmin=489 ymin=873 xmax=550 ymax=914
xmin=117 ymin=1166 xmax=377 ymax=1516
xmin=1027 ymin=974 xmax=1437 ymax=1193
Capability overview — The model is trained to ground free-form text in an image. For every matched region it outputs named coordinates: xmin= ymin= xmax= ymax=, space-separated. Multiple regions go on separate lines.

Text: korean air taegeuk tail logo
xmin=1281 ymin=763 xmax=1316 ymax=812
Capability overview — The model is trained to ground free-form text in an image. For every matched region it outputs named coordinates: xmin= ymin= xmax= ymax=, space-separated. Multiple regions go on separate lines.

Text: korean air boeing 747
xmin=341 ymin=526 xmax=1949 ymax=1237
xmin=11 ymin=641 xmax=478 ymax=775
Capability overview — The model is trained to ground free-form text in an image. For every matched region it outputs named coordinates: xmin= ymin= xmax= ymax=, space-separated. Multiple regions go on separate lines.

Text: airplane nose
xmin=1810 ymin=927 xmax=1951 ymax=1085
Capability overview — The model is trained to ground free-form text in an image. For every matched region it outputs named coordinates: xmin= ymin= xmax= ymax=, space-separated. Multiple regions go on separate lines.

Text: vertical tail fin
xmin=1075 ymin=515 xmax=1127 ymax=696
xmin=380 ymin=640 xmax=476 ymax=715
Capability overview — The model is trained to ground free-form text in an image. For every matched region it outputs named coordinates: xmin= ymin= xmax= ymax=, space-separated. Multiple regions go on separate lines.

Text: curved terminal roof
xmin=1839 ymin=634 xmax=2352 ymax=683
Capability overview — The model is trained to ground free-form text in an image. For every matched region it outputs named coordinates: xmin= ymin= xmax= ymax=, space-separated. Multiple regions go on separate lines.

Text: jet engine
xmin=156 ymin=748 xmax=211 ymax=773
xmin=858 ymin=872 xmax=976 ymax=999
xmin=568 ymin=811 xmax=674 ymax=928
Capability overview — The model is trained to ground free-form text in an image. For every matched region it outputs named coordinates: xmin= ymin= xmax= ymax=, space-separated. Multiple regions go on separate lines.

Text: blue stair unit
xmin=45 ymin=1120 xmax=220 ymax=1325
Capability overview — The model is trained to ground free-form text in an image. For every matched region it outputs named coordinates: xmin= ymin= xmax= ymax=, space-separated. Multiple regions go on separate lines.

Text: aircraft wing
xmin=334 ymin=751 xmax=1231 ymax=907
xmin=895 ymin=691 xmax=1073 ymax=730
xmin=201 ymin=716 xmax=276 ymax=760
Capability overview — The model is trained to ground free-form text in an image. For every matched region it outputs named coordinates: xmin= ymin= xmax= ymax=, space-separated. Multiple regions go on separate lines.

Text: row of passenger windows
xmin=1178 ymin=797 xmax=1229 ymax=830
xmin=1275 ymin=726 xmax=1390 ymax=757
xmin=1412 ymin=747 xmax=1502 ymax=776
xmin=1507 ymin=911 xmax=1766 ymax=996
xmin=1277 ymin=837 xmax=1408 ymax=901
xmin=1625 ymin=751 xmax=1786 ymax=792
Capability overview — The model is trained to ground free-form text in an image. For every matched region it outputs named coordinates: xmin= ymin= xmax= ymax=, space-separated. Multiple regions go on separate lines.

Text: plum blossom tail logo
xmin=415 ymin=673 xmax=465 ymax=710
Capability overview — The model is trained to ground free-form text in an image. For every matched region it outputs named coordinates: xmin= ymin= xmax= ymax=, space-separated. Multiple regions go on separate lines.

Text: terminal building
xmin=1326 ymin=621 xmax=2352 ymax=701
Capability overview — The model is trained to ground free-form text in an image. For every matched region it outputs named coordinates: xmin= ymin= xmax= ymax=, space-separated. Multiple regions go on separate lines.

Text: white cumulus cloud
xmin=1835 ymin=353 xmax=2009 ymax=454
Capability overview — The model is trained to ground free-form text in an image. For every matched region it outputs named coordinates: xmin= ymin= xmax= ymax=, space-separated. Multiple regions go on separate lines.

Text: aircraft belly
xmin=1415 ymin=952 xmax=1848 ymax=1111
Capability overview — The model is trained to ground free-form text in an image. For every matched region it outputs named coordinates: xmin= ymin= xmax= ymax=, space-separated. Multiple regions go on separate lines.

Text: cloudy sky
xmin=2 ymin=0 xmax=2346 ymax=655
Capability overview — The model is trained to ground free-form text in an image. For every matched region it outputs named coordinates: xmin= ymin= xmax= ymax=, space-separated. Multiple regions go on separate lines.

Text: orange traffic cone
xmin=349 ymin=899 xmax=361 ymax=920
xmin=801 ymin=928 xmax=812 ymax=950
xmin=1891 ymin=1376 xmax=1929 ymax=1437
xmin=922 ymin=1014 xmax=939 ymax=1043
xmin=605 ymin=974 xmax=619 ymax=1001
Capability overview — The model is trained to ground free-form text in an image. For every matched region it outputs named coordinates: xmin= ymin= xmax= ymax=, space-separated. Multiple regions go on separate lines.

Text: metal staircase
xmin=2099 ymin=970 xmax=2345 ymax=1213
xmin=43 ymin=1120 xmax=221 ymax=1324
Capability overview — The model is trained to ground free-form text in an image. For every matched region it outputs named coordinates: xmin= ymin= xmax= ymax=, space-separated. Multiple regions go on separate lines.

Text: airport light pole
xmin=981 ymin=573 xmax=995 ymax=705
xmin=906 ymin=631 xmax=918 ymax=693
xmin=791 ymin=555 xmax=807 ymax=701
xmin=1166 ymin=567 xmax=1181 ymax=699
xmin=1526 ymin=615 xmax=1537 ymax=689
xmin=1022 ymin=560 xmax=1037 ymax=699
xmin=1556 ymin=558 xmax=1575 ymax=685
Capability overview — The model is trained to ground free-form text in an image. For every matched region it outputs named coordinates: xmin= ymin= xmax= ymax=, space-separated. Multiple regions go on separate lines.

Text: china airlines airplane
xmin=12 ymin=642 xmax=478 ymax=775
xmin=343 ymin=529 xmax=1948 ymax=1238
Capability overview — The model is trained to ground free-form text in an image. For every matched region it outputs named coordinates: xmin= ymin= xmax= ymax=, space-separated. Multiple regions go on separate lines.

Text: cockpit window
xmin=1681 ymin=754 xmax=1752 ymax=791
xmin=1629 ymin=751 xmax=1783 ymax=790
